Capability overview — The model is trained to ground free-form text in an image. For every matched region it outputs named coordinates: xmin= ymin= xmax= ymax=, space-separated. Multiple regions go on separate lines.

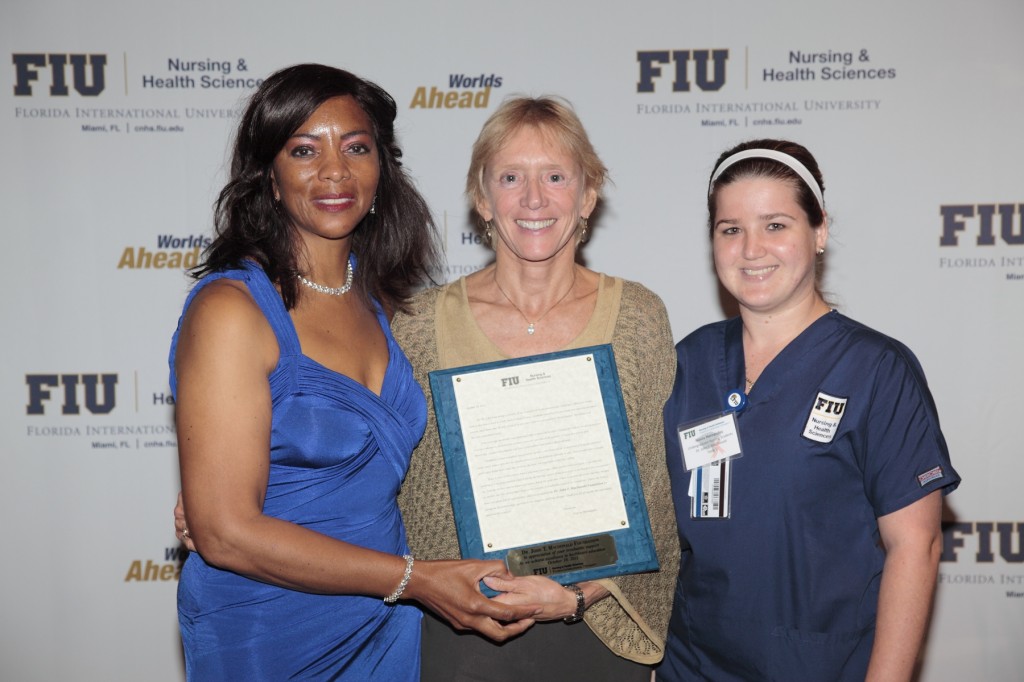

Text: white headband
xmin=708 ymin=148 xmax=824 ymax=210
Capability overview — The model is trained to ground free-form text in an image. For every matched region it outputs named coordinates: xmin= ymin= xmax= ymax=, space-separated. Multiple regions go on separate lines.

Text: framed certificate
xmin=428 ymin=344 xmax=659 ymax=585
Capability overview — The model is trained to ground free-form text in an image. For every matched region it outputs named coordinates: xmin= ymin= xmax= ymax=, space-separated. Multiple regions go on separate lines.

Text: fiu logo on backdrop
xmin=410 ymin=73 xmax=502 ymax=110
xmin=12 ymin=53 xmax=107 ymax=96
xmin=939 ymin=204 xmax=1024 ymax=247
xmin=636 ymin=50 xmax=729 ymax=93
xmin=942 ymin=522 xmax=1024 ymax=563
xmin=26 ymin=374 xmax=118 ymax=415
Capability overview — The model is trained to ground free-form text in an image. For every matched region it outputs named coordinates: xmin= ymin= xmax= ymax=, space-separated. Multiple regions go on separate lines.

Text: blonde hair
xmin=466 ymin=96 xmax=608 ymax=217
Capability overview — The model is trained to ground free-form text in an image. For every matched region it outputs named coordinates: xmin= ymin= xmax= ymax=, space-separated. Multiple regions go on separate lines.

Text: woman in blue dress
xmin=170 ymin=64 xmax=536 ymax=680
xmin=658 ymin=139 xmax=960 ymax=681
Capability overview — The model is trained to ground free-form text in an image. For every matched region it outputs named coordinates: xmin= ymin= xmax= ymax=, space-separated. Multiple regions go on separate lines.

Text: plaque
xmin=428 ymin=344 xmax=659 ymax=586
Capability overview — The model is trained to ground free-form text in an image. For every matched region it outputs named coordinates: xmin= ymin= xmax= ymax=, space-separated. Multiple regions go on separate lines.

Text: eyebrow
xmin=491 ymin=166 xmax=575 ymax=179
xmin=289 ymin=129 xmax=372 ymax=142
xmin=716 ymin=212 xmax=797 ymax=222
xmin=714 ymin=212 xmax=798 ymax=228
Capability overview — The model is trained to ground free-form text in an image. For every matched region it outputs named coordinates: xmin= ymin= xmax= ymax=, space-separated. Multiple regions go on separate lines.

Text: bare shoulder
xmin=176 ymin=278 xmax=278 ymax=374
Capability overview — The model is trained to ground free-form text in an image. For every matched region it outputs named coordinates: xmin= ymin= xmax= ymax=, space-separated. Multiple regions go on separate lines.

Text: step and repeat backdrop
xmin=2 ymin=0 xmax=1021 ymax=679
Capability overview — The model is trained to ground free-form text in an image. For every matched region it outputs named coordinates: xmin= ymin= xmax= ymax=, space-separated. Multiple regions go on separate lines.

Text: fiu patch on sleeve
xmin=802 ymin=391 xmax=848 ymax=443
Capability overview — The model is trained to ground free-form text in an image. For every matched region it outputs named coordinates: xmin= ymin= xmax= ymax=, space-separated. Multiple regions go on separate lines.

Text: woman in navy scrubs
xmin=658 ymin=139 xmax=959 ymax=681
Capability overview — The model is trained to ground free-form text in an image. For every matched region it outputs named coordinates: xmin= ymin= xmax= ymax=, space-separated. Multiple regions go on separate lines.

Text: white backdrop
xmin=2 ymin=1 xmax=1022 ymax=679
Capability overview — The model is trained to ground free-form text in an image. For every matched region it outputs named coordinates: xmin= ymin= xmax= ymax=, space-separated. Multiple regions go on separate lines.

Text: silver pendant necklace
xmin=494 ymin=267 xmax=576 ymax=335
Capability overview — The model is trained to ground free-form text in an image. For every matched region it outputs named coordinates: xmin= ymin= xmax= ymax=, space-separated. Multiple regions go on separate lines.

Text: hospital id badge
xmin=689 ymin=460 xmax=731 ymax=519
xmin=678 ymin=405 xmax=742 ymax=519
xmin=676 ymin=412 xmax=742 ymax=471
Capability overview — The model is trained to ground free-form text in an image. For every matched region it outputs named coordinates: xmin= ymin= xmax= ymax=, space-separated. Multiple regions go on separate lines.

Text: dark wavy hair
xmin=192 ymin=63 xmax=440 ymax=312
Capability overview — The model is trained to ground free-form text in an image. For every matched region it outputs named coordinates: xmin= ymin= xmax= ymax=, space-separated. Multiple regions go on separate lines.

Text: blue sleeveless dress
xmin=169 ymin=261 xmax=426 ymax=680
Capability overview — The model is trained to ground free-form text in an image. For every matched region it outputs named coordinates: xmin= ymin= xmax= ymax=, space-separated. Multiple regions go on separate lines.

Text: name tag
xmin=676 ymin=412 xmax=742 ymax=471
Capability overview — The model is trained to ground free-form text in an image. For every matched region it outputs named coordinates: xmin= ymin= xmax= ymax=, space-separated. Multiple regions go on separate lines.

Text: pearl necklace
xmin=494 ymin=268 xmax=576 ymax=336
xmin=297 ymin=259 xmax=354 ymax=296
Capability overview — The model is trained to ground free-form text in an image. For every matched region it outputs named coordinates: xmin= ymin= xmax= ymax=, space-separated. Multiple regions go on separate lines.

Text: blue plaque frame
xmin=428 ymin=344 xmax=659 ymax=586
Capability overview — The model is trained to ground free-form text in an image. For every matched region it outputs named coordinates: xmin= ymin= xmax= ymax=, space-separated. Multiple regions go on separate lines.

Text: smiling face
xmin=270 ymin=95 xmax=380 ymax=248
xmin=476 ymin=125 xmax=597 ymax=266
xmin=712 ymin=176 xmax=828 ymax=316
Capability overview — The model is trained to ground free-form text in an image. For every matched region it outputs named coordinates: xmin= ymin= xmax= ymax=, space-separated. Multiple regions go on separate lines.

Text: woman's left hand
xmin=484 ymin=575 xmax=608 ymax=621
xmin=174 ymin=491 xmax=197 ymax=553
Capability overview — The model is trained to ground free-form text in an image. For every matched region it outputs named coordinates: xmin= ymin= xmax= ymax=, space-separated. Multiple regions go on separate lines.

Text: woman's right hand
xmin=175 ymin=486 xmax=536 ymax=641
xmin=404 ymin=559 xmax=541 ymax=642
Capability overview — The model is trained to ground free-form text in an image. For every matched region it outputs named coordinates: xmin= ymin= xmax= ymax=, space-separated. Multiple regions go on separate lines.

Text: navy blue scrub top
xmin=659 ymin=311 xmax=959 ymax=682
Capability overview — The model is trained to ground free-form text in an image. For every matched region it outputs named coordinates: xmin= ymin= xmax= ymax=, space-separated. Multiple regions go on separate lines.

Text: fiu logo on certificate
xmin=802 ymin=391 xmax=847 ymax=443
xmin=12 ymin=53 xmax=107 ymax=96
xmin=636 ymin=50 xmax=729 ymax=93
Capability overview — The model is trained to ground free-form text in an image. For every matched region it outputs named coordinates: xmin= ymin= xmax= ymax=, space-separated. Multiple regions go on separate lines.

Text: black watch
xmin=563 ymin=583 xmax=585 ymax=624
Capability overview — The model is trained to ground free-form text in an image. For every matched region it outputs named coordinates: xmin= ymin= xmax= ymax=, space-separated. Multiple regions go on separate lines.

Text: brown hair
xmin=708 ymin=139 xmax=830 ymax=301
xmin=707 ymin=138 xmax=826 ymax=237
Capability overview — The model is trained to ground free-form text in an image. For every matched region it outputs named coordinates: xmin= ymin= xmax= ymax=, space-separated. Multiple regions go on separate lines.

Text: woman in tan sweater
xmin=394 ymin=96 xmax=679 ymax=682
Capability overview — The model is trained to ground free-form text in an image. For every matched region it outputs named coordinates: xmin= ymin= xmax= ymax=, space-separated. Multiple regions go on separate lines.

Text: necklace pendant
xmin=527 ymin=323 xmax=535 ymax=335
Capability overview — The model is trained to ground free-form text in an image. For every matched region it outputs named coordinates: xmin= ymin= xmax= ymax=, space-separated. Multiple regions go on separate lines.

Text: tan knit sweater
xmin=393 ymin=275 xmax=680 ymax=664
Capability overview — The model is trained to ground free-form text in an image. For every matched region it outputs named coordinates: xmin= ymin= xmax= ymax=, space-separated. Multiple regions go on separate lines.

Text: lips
xmin=313 ymin=194 xmax=356 ymax=211
xmin=515 ymin=219 xmax=556 ymax=230
xmin=742 ymin=265 xmax=777 ymax=278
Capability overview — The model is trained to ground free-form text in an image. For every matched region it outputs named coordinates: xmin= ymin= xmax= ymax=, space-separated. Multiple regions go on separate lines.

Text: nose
xmin=521 ymin=177 xmax=545 ymax=210
xmin=318 ymin=149 xmax=351 ymax=182
xmin=742 ymin=230 xmax=766 ymax=259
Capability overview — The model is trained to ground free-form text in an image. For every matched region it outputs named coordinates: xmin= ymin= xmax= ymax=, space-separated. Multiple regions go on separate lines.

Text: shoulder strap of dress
xmin=235 ymin=261 xmax=301 ymax=357
xmin=169 ymin=262 xmax=299 ymax=397
xmin=178 ymin=262 xmax=301 ymax=357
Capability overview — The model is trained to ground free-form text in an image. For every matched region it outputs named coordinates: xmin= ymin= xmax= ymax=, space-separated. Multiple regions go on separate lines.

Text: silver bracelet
xmin=562 ymin=583 xmax=585 ymax=624
xmin=384 ymin=554 xmax=414 ymax=604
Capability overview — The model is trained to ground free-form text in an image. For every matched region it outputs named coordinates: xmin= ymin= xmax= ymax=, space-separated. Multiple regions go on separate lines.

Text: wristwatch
xmin=563 ymin=583 xmax=585 ymax=624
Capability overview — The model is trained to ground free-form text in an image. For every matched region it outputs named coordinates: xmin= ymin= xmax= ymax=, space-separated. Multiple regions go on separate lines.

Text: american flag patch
xmin=917 ymin=466 xmax=944 ymax=487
